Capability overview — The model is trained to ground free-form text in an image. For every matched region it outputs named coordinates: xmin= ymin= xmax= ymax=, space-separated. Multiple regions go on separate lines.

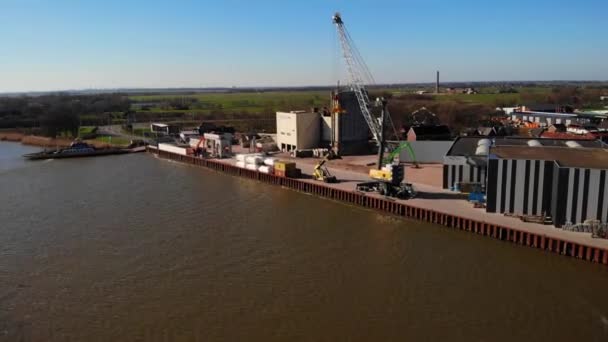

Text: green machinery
xmin=382 ymin=141 xmax=418 ymax=167
xmin=356 ymin=101 xmax=416 ymax=199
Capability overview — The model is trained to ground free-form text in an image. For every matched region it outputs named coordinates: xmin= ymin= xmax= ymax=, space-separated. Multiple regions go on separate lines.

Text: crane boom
xmin=332 ymin=13 xmax=382 ymax=144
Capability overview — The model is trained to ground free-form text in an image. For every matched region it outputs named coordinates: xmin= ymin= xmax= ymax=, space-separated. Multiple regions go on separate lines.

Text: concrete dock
xmin=149 ymin=147 xmax=608 ymax=265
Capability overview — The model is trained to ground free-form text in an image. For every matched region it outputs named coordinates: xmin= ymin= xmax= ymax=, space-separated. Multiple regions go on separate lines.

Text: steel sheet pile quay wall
xmin=148 ymin=147 xmax=608 ymax=266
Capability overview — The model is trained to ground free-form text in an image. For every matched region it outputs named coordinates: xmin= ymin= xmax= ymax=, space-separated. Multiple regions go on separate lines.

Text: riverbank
xmin=0 ymin=131 xmax=114 ymax=149
xmin=149 ymin=147 xmax=608 ymax=266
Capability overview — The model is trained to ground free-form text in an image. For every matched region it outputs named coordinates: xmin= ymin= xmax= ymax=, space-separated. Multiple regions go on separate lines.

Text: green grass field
xmin=130 ymin=91 xmax=330 ymax=114
xmin=130 ymin=87 xmax=554 ymax=113
xmin=94 ymin=135 xmax=130 ymax=146
xmin=78 ymin=126 xmax=97 ymax=135
xmin=125 ymin=87 xmax=561 ymax=133
xmin=433 ymin=93 xmax=522 ymax=105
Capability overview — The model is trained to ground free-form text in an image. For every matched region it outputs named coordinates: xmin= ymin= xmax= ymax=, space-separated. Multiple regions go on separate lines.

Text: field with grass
xmin=126 ymin=85 xmax=605 ymax=134
xmin=129 ymin=87 xmax=556 ymax=114
xmin=94 ymin=135 xmax=131 ymax=146
xmin=433 ymin=93 xmax=522 ymax=105
xmin=130 ymin=90 xmax=330 ymax=114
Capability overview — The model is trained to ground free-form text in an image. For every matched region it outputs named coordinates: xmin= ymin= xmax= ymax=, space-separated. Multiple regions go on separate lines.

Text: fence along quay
xmin=149 ymin=147 xmax=608 ymax=266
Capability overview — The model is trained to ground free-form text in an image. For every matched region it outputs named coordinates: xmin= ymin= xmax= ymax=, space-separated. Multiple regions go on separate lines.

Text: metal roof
xmin=490 ymin=145 xmax=608 ymax=169
xmin=446 ymin=136 xmax=605 ymax=157
xmin=512 ymin=111 xmax=578 ymax=117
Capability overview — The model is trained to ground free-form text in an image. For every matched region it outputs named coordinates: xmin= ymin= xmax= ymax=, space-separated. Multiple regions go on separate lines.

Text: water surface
xmin=1 ymin=142 xmax=608 ymax=341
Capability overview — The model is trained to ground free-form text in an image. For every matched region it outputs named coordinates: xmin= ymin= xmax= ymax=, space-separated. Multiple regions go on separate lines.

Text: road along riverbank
xmin=148 ymin=147 xmax=608 ymax=267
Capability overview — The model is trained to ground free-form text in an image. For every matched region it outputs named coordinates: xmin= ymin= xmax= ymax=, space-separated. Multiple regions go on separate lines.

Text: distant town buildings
xmin=150 ymin=123 xmax=179 ymax=135
xmin=445 ymin=87 xmax=478 ymax=95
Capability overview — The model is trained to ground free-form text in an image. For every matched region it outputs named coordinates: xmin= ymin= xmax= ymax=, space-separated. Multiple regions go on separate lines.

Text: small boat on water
xmin=23 ymin=140 xmax=142 ymax=160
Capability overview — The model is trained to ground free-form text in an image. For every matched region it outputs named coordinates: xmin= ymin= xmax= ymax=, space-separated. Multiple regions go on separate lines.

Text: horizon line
xmin=2 ymin=79 xmax=608 ymax=96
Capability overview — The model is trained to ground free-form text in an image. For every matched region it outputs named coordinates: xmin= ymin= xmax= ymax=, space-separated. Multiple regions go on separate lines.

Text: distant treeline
xmin=1 ymin=85 xmax=605 ymax=138
xmin=0 ymin=94 xmax=130 ymax=137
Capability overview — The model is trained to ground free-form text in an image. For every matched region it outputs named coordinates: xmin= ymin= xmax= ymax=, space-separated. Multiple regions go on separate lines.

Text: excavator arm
xmin=384 ymin=141 xmax=418 ymax=167
xmin=313 ymin=156 xmax=337 ymax=183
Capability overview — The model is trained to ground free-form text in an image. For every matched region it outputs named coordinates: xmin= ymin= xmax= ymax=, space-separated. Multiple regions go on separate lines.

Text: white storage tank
xmin=527 ymin=140 xmax=542 ymax=147
xmin=475 ymin=145 xmax=489 ymax=156
xmin=478 ymin=139 xmax=491 ymax=147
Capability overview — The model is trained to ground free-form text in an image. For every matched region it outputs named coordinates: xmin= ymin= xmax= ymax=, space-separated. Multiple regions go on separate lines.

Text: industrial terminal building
xmin=486 ymin=146 xmax=608 ymax=227
xmin=275 ymin=90 xmax=371 ymax=155
xmin=443 ymin=137 xmax=489 ymax=190
xmin=443 ymin=137 xmax=606 ymax=191
xmin=327 ymin=91 xmax=371 ymax=155
xmin=276 ymin=110 xmax=321 ymax=151
xmin=443 ymin=136 xmax=608 ymax=227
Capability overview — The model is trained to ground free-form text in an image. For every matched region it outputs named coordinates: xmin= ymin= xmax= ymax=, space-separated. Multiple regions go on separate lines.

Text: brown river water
xmin=1 ymin=141 xmax=608 ymax=341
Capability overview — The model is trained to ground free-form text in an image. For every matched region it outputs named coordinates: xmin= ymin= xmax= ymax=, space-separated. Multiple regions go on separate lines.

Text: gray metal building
xmin=486 ymin=145 xmax=608 ymax=227
xmin=509 ymin=111 xmax=606 ymax=126
xmin=322 ymin=90 xmax=372 ymax=155
xmin=397 ymin=141 xmax=453 ymax=163
xmin=442 ymin=137 xmax=489 ymax=190
xmin=443 ymin=136 xmax=606 ymax=191
xmin=509 ymin=111 xmax=591 ymax=126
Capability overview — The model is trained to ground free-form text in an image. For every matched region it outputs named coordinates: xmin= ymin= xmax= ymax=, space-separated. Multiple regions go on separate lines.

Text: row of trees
xmin=521 ymin=87 xmax=606 ymax=108
xmin=376 ymin=86 xmax=607 ymax=135
xmin=0 ymin=94 xmax=130 ymax=137
xmin=369 ymin=91 xmax=496 ymax=134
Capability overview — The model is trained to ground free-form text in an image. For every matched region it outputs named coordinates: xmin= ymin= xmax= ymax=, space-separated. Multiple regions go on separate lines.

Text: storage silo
xmin=332 ymin=90 xmax=372 ymax=155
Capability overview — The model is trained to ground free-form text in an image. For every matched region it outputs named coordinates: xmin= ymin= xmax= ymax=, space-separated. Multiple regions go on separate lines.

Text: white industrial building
xmin=189 ymin=133 xmax=233 ymax=158
xmin=275 ymin=91 xmax=371 ymax=155
xmin=276 ymin=111 xmax=320 ymax=152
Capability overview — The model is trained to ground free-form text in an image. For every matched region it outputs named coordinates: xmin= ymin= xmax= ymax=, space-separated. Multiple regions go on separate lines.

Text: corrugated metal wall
xmin=337 ymin=91 xmax=370 ymax=142
xmin=552 ymin=167 xmax=608 ymax=227
xmin=443 ymin=156 xmax=486 ymax=190
xmin=443 ymin=162 xmax=486 ymax=189
xmin=486 ymin=159 xmax=554 ymax=217
xmin=487 ymin=158 xmax=608 ymax=226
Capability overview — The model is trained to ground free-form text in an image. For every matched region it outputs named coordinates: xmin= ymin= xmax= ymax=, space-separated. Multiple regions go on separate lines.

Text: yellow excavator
xmin=313 ymin=155 xmax=338 ymax=183
xmin=356 ymin=100 xmax=416 ymax=199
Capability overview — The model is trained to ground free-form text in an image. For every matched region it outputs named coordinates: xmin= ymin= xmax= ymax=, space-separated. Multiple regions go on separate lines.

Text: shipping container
xmin=274 ymin=161 xmax=296 ymax=172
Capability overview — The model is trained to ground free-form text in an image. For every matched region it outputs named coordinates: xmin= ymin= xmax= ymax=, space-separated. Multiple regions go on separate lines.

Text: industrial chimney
xmin=436 ymin=71 xmax=439 ymax=94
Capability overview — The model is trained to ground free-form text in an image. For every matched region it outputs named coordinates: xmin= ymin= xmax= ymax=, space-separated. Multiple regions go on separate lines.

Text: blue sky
xmin=0 ymin=0 xmax=606 ymax=92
